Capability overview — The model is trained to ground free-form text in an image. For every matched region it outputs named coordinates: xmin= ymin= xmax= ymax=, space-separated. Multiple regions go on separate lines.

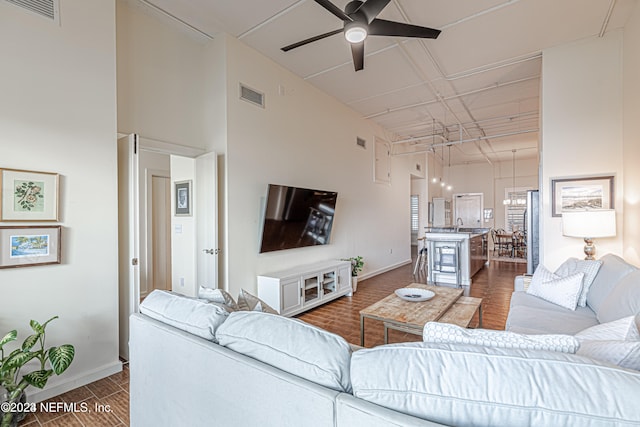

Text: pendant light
xmin=446 ymin=145 xmax=452 ymax=191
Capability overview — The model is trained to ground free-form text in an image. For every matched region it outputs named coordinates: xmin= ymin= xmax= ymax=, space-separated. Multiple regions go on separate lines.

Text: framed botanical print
xmin=0 ymin=226 xmax=61 ymax=268
xmin=174 ymin=180 xmax=192 ymax=216
xmin=0 ymin=168 xmax=59 ymax=221
xmin=551 ymin=175 xmax=614 ymax=217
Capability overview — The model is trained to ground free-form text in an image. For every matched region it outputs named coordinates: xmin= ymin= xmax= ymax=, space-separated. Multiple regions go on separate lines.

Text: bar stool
xmin=413 ymin=237 xmax=428 ymax=276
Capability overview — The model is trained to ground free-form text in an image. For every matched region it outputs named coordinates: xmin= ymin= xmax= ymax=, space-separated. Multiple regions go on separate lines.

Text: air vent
xmin=239 ymin=84 xmax=265 ymax=108
xmin=4 ymin=0 xmax=59 ymax=23
xmin=356 ymin=137 xmax=366 ymax=149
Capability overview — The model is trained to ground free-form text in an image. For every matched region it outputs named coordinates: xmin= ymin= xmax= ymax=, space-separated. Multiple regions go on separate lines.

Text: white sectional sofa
xmin=130 ymin=257 xmax=640 ymax=426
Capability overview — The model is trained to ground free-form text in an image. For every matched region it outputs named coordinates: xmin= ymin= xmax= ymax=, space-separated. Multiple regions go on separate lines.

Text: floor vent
xmin=356 ymin=137 xmax=366 ymax=149
xmin=239 ymin=84 xmax=265 ymax=108
xmin=4 ymin=0 xmax=59 ymax=22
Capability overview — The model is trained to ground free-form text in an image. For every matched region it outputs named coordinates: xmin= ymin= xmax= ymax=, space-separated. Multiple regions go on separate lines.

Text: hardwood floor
xmin=16 ymin=258 xmax=523 ymax=426
xmin=297 ymin=258 xmax=525 ymax=347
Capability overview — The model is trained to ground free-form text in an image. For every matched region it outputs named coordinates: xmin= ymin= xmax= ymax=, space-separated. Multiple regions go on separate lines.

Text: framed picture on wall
xmin=174 ymin=180 xmax=192 ymax=216
xmin=0 ymin=226 xmax=62 ymax=268
xmin=551 ymin=175 xmax=614 ymax=217
xmin=0 ymin=168 xmax=59 ymax=221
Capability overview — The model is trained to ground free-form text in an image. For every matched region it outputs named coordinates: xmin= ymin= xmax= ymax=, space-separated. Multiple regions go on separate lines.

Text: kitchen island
xmin=424 ymin=227 xmax=489 ymax=288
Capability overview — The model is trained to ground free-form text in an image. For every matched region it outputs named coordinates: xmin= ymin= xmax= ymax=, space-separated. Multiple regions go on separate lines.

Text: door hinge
xmin=132 ymin=258 xmax=139 ymax=266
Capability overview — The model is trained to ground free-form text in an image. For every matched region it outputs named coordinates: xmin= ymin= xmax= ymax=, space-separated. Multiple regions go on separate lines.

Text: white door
xmin=196 ymin=152 xmax=218 ymax=289
xmin=117 ymin=134 xmax=140 ymax=360
xmin=454 ymin=193 xmax=483 ymax=228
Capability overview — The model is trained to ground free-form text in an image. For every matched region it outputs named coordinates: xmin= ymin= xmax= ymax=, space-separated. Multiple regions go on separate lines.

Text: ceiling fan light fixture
xmin=345 ymin=24 xmax=368 ymax=43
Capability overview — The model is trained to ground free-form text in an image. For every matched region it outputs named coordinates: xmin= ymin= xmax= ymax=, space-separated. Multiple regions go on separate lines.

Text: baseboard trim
xmin=27 ymin=360 xmax=123 ymax=403
xmin=358 ymin=258 xmax=412 ymax=282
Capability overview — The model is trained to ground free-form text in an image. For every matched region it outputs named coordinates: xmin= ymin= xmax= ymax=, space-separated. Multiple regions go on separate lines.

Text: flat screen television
xmin=259 ymin=184 xmax=338 ymax=253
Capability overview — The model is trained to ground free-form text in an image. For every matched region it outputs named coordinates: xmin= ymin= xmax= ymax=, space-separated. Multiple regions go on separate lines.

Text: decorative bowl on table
xmin=394 ymin=288 xmax=435 ymax=302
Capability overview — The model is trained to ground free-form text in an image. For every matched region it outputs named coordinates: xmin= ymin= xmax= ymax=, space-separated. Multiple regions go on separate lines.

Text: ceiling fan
xmin=281 ymin=0 xmax=441 ymax=71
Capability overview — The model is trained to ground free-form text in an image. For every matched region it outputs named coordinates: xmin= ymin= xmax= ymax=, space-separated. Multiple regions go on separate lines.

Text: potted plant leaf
xmin=1 ymin=316 xmax=75 ymax=427
xmin=342 ymin=256 xmax=364 ymax=292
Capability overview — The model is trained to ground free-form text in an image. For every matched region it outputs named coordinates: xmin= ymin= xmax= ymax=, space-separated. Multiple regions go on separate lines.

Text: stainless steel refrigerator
xmin=524 ymin=190 xmax=540 ymax=274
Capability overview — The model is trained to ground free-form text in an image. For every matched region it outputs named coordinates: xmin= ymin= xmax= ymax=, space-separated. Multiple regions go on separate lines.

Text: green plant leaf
xmin=49 ymin=345 xmax=74 ymax=375
xmin=3 ymin=351 xmax=37 ymax=370
xmin=0 ymin=330 xmax=17 ymax=348
xmin=21 ymin=333 xmax=40 ymax=351
xmin=23 ymin=369 xmax=52 ymax=389
xmin=29 ymin=320 xmax=44 ymax=334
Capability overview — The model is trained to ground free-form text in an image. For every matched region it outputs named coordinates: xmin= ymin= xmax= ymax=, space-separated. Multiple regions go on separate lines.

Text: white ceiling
xmin=139 ymin=0 xmax=637 ymax=166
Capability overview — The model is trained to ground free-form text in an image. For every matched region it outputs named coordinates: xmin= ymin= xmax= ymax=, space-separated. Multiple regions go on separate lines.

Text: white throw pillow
xmin=423 ymin=322 xmax=580 ymax=353
xmin=576 ymin=315 xmax=640 ymax=341
xmin=198 ymin=286 xmax=239 ymax=311
xmin=236 ymin=289 xmax=278 ymax=314
xmin=577 ymin=340 xmax=640 ymax=371
xmin=555 ymin=258 xmax=603 ymax=307
xmin=526 ymin=268 xmax=585 ymax=311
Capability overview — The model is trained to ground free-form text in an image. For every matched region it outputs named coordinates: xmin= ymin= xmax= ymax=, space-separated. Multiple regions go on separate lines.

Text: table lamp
xmin=562 ymin=209 xmax=616 ymax=260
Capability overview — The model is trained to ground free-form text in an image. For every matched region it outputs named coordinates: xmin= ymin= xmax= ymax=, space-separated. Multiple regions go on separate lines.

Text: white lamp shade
xmin=562 ymin=209 xmax=616 ymax=238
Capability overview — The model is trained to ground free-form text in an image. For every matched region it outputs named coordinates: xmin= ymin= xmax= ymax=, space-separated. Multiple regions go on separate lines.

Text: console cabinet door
xmin=337 ymin=265 xmax=352 ymax=293
xmin=281 ymin=278 xmax=303 ymax=316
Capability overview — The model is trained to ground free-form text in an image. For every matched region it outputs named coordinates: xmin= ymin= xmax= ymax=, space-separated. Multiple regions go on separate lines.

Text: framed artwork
xmin=551 ymin=175 xmax=614 ymax=217
xmin=0 ymin=168 xmax=59 ymax=221
xmin=174 ymin=180 xmax=192 ymax=216
xmin=0 ymin=226 xmax=61 ymax=268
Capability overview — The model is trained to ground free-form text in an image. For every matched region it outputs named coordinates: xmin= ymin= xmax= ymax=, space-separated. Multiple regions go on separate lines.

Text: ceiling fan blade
xmin=314 ymin=0 xmax=353 ymax=22
xmin=369 ymin=18 xmax=441 ymax=39
xmin=351 ymin=41 xmax=365 ymax=71
xmin=281 ymin=28 xmax=344 ymax=52
xmin=356 ymin=0 xmax=391 ymax=23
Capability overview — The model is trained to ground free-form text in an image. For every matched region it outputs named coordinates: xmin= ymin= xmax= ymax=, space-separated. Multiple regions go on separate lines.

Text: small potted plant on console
xmin=342 ymin=256 xmax=364 ymax=293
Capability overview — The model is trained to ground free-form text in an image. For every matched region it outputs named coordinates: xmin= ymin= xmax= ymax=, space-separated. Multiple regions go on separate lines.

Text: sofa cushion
xmin=216 ymin=311 xmax=352 ymax=392
xmin=555 ymin=258 xmax=603 ymax=307
xmin=350 ymin=342 xmax=640 ymax=427
xmin=139 ymin=290 xmax=231 ymax=342
xmin=597 ymin=270 xmax=640 ymax=323
xmin=423 ymin=322 xmax=579 ymax=353
xmin=526 ymin=267 xmax=584 ymax=310
xmin=587 ymin=254 xmax=638 ymax=314
xmin=506 ymin=296 xmax=598 ymax=335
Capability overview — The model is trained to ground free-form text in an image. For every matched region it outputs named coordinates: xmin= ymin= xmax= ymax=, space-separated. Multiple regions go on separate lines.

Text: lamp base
xmin=583 ymin=238 xmax=595 ymax=260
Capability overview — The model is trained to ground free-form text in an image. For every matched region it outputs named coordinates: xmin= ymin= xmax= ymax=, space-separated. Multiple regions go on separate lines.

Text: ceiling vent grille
xmin=239 ymin=84 xmax=265 ymax=108
xmin=4 ymin=0 xmax=59 ymax=22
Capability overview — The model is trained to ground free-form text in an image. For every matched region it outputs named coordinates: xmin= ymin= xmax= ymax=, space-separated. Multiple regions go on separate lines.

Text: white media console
xmin=257 ymin=259 xmax=352 ymax=317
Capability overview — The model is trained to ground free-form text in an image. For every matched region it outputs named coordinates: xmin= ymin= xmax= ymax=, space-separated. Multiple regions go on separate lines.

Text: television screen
xmin=259 ymin=184 xmax=338 ymax=253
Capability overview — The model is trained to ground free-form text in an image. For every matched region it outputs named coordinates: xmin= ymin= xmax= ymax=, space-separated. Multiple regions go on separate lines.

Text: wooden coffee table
xmin=359 ymin=283 xmax=482 ymax=346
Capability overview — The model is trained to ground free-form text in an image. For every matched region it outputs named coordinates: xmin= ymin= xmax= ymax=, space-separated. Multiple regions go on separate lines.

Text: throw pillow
xmin=576 ymin=315 xmax=640 ymax=341
xmin=198 ymin=286 xmax=239 ymax=311
xmin=422 ymin=322 xmax=580 ymax=353
xmin=554 ymin=258 xmax=603 ymax=307
xmin=577 ymin=340 xmax=640 ymax=371
xmin=528 ymin=265 xmax=560 ymax=291
xmin=527 ymin=268 xmax=585 ymax=311
xmin=237 ymin=288 xmax=278 ymax=314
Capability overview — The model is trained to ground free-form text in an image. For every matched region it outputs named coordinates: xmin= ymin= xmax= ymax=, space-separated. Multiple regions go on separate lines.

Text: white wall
xmin=0 ymin=0 xmax=120 ymax=400
xmin=170 ymin=156 xmax=197 ymax=297
xmin=116 ymin=0 xmax=209 ymax=149
xmin=623 ymin=2 xmax=640 ymax=267
xmin=223 ymin=36 xmax=413 ymax=296
xmin=541 ymin=31 xmax=624 ymax=270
